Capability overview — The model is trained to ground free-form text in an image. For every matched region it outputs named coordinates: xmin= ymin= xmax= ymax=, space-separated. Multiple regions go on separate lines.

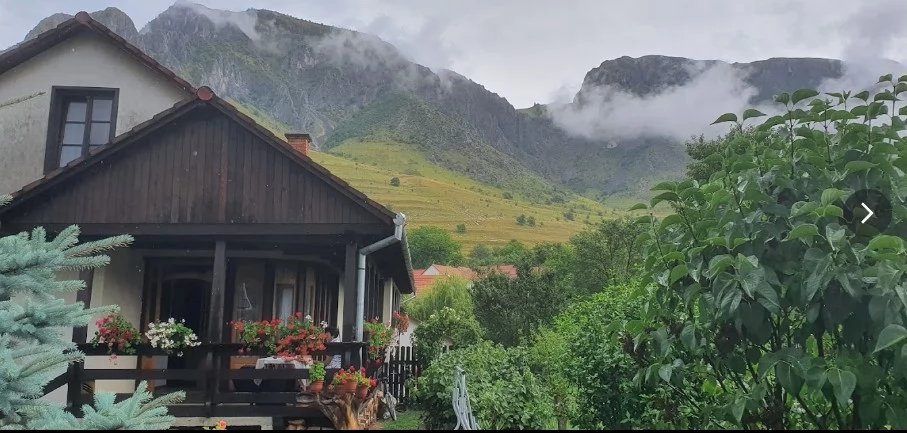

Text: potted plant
xmin=356 ymin=370 xmax=370 ymax=399
xmin=90 ymin=312 xmax=141 ymax=361
xmin=145 ymin=318 xmax=202 ymax=357
xmin=308 ymin=362 xmax=326 ymax=393
xmin=363 ymin=319 xmax=394 ymax=363
xmin=331 ymin=367 xmax=358 ymax=395
xmin=274 ymin=313 xmax=331 ymax=361
xmin=230 ymin=318 xmax=281 ymax=355
xmin=392 ymin=311 xmax=410 ymax=333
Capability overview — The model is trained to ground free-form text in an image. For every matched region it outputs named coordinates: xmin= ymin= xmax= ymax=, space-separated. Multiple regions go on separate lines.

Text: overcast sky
xmin=1 ymin=0 xmax=905 ymax=108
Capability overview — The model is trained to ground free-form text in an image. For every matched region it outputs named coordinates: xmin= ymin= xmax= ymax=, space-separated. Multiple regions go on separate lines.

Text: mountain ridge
xmin=17 ymin=3 xmax=898 ymax=202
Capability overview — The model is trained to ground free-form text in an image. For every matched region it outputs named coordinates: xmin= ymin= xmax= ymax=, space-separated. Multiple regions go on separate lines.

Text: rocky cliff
xmin=18 ymin=3 xmax=892 ymax=200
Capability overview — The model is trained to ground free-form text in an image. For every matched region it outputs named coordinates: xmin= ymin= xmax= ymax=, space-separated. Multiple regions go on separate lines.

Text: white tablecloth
xmin=253 ymin=357 xmax=310 ymax=388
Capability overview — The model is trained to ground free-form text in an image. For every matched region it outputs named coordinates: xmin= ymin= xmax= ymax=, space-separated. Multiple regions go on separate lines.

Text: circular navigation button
xmin=843 ymin=189 xmax=892 ymax=235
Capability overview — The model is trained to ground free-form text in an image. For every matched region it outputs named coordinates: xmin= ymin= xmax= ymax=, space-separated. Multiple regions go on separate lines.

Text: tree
xmin=526 ymin=216 xmax=536 ymax=227
xmin=563 ymin=210 xmax=575 ymax=221
xmin=412 ymin=307 xmax=483 ymax=368
xmin=568 ymin=218 xmax=642 ymax=295
xmin=471 ymin=261 xmax=570 ymax=347
xmin=516 ymin=214 xmax=527 ymax=226
xmin=626 ymin=82 xmax=907 ymax=429
xmin=455 ymin=223 xmax=466 ymax=233
xmin=0 ymin=194 xmax=184 ymax=429
xmin=468 ymin=244 xmax=492 ymax=265
xmin=406 ymin=226 xmax=463 ymax=268
xmin=389 ymin=177 xmax=400 ymax=186
xmin=491 ymin=239 xmax=530 ymax=264
xmin=404 ymin=275 xmax=473 ymax=322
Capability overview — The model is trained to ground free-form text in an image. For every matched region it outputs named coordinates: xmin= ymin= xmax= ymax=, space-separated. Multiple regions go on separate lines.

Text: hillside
xmin=228 ymin=99 xmax=617 ymax=252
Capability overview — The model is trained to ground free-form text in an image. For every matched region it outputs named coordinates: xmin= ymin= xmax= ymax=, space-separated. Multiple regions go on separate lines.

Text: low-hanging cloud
xmin=173 ymin=0 xmax=282 ymax=54
xmin=549 ymin=61 xmax=768 ymax=142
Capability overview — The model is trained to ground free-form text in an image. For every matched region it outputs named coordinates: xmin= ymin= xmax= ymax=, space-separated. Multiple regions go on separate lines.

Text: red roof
xmin=413 ymin=264 xmax=518 ymax=297
xmin=0 ymin=11 xmax=196 ymax=96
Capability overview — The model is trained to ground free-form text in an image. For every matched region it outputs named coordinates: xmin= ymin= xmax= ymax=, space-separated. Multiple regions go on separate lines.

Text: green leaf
xmin=825 ymin=223 xmax=846 ymax=252
xmin=658 ymin=364 xmax=673 ymax=383
xmin=680 ymin=324 xmax=696 ymax=350
xmin=821 ymin=188 xmax=850 ymax=205
xmin=854 ymin=91 xmax=871 ymax=101
xmin=787 ymin=224 xmax=819 ymax=242
xmin=711 ymin=113 xmax=738 ymax=125
xmin=650 ymin=191 xmax=680 ymax=207
xmin=774 ymin=92 xmax=790 ymax=105
xmin=873 ymin=324 xmax=907 ymax=353
xmin=827 ymin=368 xmax=857 ymax=407
xmin=757 ymin=352 xmax=780 ymax=380
xmin=651 ymin=181 xmax=677 ymax=192
xmin=739 ymin=265 xmax=765 ymax=298
xmin=742 ymin=108 xmax=766 ymax=122
xmin=879 ymin=73 xmax=894 ymax=83
xmin=867 ymin=235 xmax=905 ymax=252
xmin=777 ymin=360 xmax=804 ymax=395
xmin=730 ymin=396 xmax=746 ymax=424
xmin=790 ymin=201 xmax=820 ymax=218
xmin=669 ymin=264 xmax=688 ymax=285
xmin=755 ymin=282 xmax=781 ymax=315
xmin=844 ymin=160 xmax=878 ymax=173
xmin=659 ymin=214 xmax=684 ymax=231
xmin=803 ymin=248 xmax=834 ymax=302
xmin=791 ymin=89 xmax=819 ymax=104
xmin=628 ymin=202 xmax=648 ymax=211
xmin=707 ymin=255 xmax=734 ymax=279
xmin=819 ymin=205 xmax=844 ymax=218
xmin=874 ymin=91 xmax=898 ymax=102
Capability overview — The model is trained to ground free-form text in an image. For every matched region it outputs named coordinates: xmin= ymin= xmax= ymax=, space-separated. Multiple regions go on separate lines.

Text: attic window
xmin=44 ymin=87 xmax=119 ymax=172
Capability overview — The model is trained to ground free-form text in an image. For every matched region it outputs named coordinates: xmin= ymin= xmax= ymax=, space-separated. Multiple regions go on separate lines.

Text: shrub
xmin=389 ymin=177 xmax=400 ymax=186
xmin=628 ymin=83 xmax=907 ymax=429
xmin=502 ymin=192 xmax=513 ymax=200
xmin=412 ymin=307 xmax=483 ymax=367
xmin=456 ymin=223 xmax=466 ymax=233
xmin=516 ymin=214 xmax=526 ymax=225
xmin=526 ymin=215 xmax=536 ymax=226
xmin=411 ymin=342 xmax=553 ymax=430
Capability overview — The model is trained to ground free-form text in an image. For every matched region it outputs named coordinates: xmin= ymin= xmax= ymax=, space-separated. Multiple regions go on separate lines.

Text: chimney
xmin=285 ymin=133 xmax=312 ymax=156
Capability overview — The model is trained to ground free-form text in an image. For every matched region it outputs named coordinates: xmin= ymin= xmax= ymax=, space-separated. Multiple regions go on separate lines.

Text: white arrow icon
xmin=861 ymin=202 xmax=874 ymax=223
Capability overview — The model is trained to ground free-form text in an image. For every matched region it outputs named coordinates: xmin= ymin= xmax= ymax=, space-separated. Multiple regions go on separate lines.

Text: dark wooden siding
xmin=313 ymin=266 xmax=339 ymax=328
xmin=6 ymin=108 xmax=383 ymax=226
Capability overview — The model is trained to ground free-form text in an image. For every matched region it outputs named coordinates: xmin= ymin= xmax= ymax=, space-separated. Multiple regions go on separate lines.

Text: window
xmin=44 ymin=87 xmax=118 ymax=172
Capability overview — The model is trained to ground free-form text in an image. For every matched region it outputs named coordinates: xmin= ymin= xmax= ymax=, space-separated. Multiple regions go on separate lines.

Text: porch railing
xmin=47 ymin=342 xmax=370 ymax=418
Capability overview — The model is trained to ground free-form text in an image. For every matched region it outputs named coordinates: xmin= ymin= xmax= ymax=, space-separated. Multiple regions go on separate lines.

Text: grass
xmin=377 ymin=409 xmax=423 ymax=430
xmin=229 ymin=98 xmax=655 ymax=253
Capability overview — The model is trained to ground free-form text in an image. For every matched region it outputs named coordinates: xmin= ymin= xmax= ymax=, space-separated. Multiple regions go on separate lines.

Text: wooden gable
xmin=2 ymin=105 xmax=387 ymax=228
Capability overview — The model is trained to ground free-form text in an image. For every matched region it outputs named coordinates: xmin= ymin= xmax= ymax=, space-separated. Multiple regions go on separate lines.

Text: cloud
xmin=549 ymin=62 xmax=770 ymax=142
xmin=172 ymin=0 xmax=282 ymax=54
xmin=818 ymin=0 xmax=907 ymax=94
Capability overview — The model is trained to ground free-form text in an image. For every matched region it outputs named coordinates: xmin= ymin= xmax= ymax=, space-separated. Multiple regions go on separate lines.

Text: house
xmin=397 ymin=264 xmax=517 ymax=348
xmin=0 ymin=12 xmax=413 ymax=422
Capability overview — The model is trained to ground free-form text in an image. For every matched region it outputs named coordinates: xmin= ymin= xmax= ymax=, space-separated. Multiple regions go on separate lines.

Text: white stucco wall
xmin=40 ymin=249 xmax=145 ymax=405
xmin=0 ymin=31 xmax=188 ymax=195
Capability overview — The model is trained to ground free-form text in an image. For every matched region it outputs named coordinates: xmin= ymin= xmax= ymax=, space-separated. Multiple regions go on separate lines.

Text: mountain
xmin=18 ymin=4 xmax=895 ymax=206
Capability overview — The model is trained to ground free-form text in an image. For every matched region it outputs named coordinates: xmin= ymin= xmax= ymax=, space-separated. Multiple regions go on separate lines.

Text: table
xmin=254 ymin=357 xmax=310 ymax=388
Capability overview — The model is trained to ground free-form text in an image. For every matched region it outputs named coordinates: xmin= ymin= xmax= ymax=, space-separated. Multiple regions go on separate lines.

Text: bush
xmin=502 ymin=192 xmax=513 ymax=200
xmin=629 ymin=83 xmax=907 ymax=429
xmin=412 ymin=307 xmax=483 ymax=367
xmin=563 ymin=210 xmax=575 ymax=221
xmin=389 ymin=177 xmax=400 ymax=186
xmin=456 ymin=223 xmax=466 ymax=233
xmin=411 ymin=341 xmax=554 ymax=430
xmin=516 ymin=214 xmax=526 ymax=226
xmin=526 ymin=215 xmax=536 ymax=226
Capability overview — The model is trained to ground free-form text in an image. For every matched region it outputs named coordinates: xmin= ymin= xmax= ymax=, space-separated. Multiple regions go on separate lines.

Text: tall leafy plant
xmin=626 ymin=77 xmax=907 ymax=429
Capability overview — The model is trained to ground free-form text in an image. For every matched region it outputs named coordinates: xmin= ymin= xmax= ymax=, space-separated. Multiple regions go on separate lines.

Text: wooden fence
xmin=382 ymin=346 xmax=420 ymax=403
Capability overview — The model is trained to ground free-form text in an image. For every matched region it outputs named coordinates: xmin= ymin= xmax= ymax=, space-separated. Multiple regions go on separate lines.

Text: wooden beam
xmin=342 ymin=241 xmax=358 ymax=341
xmin=207 ymin=240 xmax=227 ymax=343
xmin=261 ymin=260 xmax=275 ymax=320
xmin=0 ymin=223 xmax=388 ymax=237
xmin=71 ymin=269 xmax=95 ymax=344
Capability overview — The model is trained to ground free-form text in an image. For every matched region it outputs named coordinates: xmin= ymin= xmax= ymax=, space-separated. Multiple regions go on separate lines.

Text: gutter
xmin=355 ymin=212 xmax=407 ymax=342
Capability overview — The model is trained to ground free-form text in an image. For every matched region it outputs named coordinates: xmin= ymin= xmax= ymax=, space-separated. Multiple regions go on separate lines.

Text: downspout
xmin=355 ymin=212 xmax=407 ymax=342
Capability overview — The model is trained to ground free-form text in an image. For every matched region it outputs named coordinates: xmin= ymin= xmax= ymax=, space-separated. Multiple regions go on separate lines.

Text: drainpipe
xmin=356 ymin=213 xmax=407 ymax=342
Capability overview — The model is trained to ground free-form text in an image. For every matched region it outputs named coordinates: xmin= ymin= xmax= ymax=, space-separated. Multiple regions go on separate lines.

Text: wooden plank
xmin=342 ymin=241 xmax=358 ymax=341
xmin=218 ymin=115 xmax=229 ymax=222
xmin=81 ymin=369 xmax=200 ymax=381
xmin=262 ymin=259 xmax=275 ymax=320
xmin=208 ymin=240 xmax=227 ymax=343
xmin=71 ymin=269 xmax=94 ymax=344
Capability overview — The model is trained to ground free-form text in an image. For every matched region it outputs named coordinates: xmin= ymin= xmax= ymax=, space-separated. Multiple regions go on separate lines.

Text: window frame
xmin=43 ymin=86 xmax=119 ymax=173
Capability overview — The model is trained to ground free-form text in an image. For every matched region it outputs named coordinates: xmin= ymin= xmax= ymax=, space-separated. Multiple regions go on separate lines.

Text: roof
xmin=0 ymin=12 xmax=196 ymax=96
xmin=413 ymin=264 xmax=518 ymax=297
xmin=2 ymin=86 xmax=398 ymax=225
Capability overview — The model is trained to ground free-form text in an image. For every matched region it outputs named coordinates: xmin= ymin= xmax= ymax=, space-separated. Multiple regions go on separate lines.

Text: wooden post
xmin=67 ymin=269 xmax=94 ymax=415
xmin=262 ymin=260 xmax=275 ymax=320
xmin=206 ymin=241 xmax=227 ymax=416
xmin=342 ymin=241 xmax=358 ymax=342
xmin=208 ymin=240 xmax=227 ymax=343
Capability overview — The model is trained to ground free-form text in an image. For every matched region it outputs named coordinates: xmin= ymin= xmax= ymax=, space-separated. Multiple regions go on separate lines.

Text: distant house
xmin=0 ymin=11 xmax=413 ymax=423
xmin=397 ymin=264 xmax=518 ymax=348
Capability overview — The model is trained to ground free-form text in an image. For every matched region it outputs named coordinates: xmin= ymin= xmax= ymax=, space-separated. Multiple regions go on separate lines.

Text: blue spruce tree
xmin=0 ymin=194 xmax=185 ymax=429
